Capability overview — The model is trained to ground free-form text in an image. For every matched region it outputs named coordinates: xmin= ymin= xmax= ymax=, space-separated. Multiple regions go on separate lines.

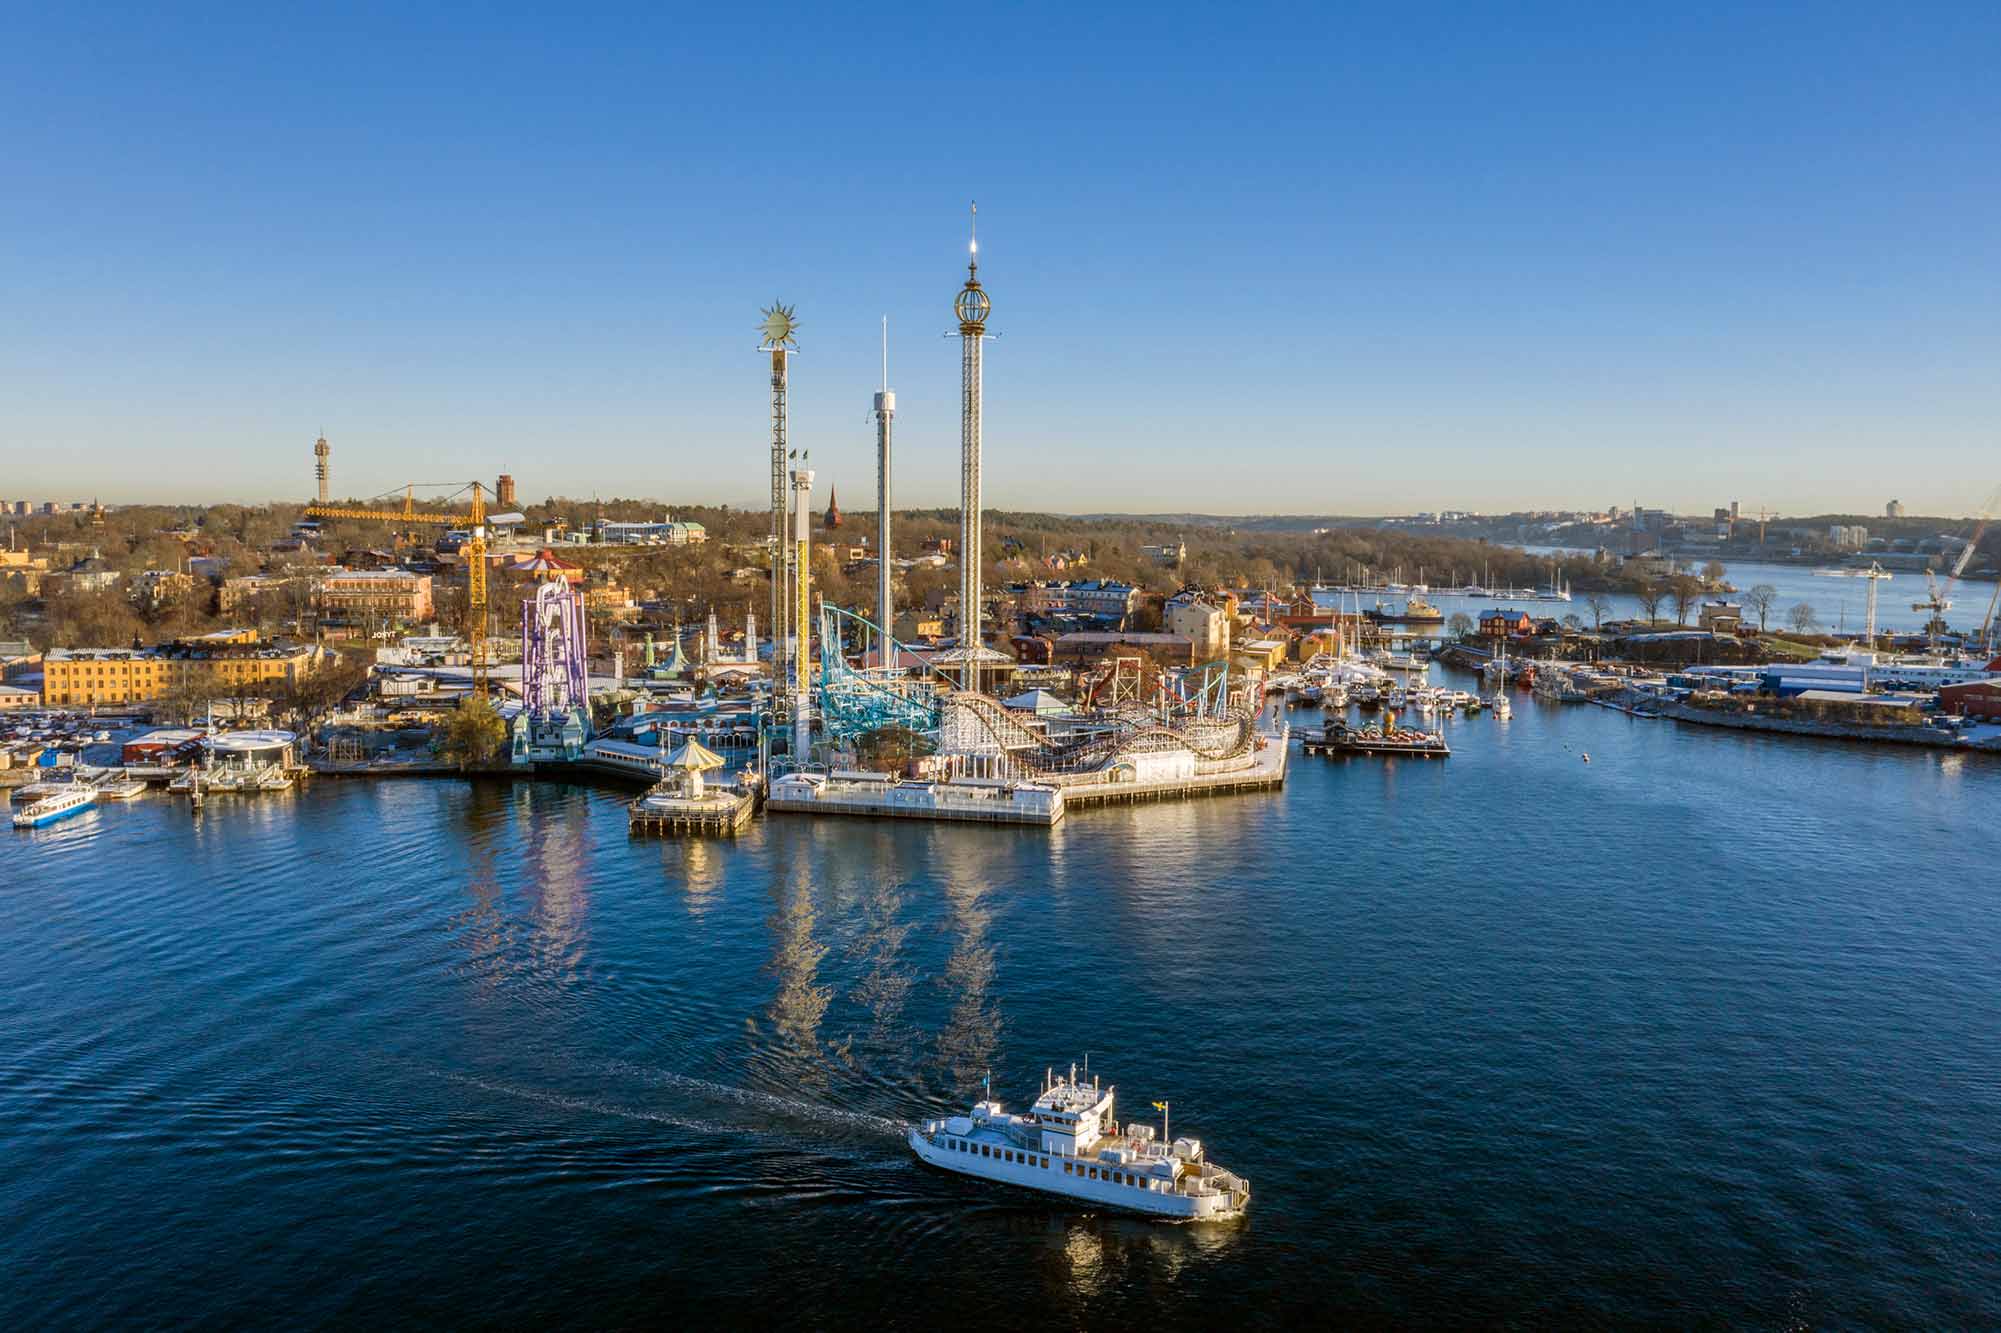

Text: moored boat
xmin=13 ymin=786 xmax=97 ymax=828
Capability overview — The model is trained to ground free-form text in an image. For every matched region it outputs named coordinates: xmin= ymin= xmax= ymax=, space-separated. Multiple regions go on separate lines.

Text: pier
xmin=628 ymin=786 xmax=756 ymax=836
xmin=1057 ymin=733 xmax=1289 ymax=807
xmin=768 ymin=773 xmax=1064 ymax=826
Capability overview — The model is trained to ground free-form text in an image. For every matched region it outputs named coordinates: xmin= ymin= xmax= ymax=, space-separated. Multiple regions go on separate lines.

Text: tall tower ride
xmin=874 ymin=317 xmax=895 ymax=652
xmin=954 ymin=204 xmax=992 ymax=691
xmin=791 ymin=466 xmax=815 ymax=762
xmin=313 ymin=434 xmax=331 ymax=504
xmin=760 ymin=302 xmax=800 ymax=690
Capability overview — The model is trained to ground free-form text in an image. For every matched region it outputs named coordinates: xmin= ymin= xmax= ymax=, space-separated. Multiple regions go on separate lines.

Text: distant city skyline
xmin=5 ymin=3 xmax=1997 ymax=515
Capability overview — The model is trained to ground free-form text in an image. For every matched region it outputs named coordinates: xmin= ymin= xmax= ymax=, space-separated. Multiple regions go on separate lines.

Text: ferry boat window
xmin=1041 ymin=1157 xmax=1049 ymax=1168
xmin=1063 ymin=1162 xmax=1073 ymax=1175
xmin=1088 ymin=1167 xmax=1098 ymax=1180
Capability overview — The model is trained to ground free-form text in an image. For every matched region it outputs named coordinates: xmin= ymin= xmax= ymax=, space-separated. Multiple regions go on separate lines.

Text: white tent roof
xmin=1003 ymin=688 xmax=1069 ymax=715
xmin=664 ymin=737 xmax=726 ymax=770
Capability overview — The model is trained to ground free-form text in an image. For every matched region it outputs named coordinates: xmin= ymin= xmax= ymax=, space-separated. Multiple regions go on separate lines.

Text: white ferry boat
xmin=13 ymin=786 xmax=97 ymax=828
xmin=909 ymin=1068 xmax=1249 ymax=1221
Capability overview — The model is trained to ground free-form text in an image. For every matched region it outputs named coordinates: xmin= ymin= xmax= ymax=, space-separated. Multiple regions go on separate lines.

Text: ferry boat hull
xmin=12 ymin=789 xmax=97 ymax=828
xmin=910 ymin=1073 xmax=1249 ymax=1223
xmin=908 ymin=1127 xmax=1244 ymax=1222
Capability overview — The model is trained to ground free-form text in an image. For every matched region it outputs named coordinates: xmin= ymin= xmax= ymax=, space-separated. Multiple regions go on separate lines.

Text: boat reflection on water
xmin=1005 ymin=1213 xmax=1243 ymax=1297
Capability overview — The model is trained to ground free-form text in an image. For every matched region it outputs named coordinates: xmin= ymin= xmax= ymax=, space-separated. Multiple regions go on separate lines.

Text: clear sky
xmin=5 ymin=2 xmax=1998 ymax=516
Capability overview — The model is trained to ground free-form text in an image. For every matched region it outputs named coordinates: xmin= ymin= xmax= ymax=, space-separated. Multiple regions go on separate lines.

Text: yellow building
xmin=39 ymin=633 xmax=323 ymax=707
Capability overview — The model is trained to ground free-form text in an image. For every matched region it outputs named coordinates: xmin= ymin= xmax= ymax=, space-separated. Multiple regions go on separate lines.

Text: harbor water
xmin=5 ymin=679 xmax=2000 ymax=1326
xmin=1329 ymin=556 xmax=1996 ymax=636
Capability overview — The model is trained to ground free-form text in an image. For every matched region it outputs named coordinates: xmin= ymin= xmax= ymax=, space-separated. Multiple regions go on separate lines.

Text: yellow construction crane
xmin=305 ymin=482 xmax=492 ymax=696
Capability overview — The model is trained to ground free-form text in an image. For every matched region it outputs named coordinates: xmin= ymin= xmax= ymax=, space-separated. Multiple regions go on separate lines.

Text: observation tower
xmin=760 ymin=302 xmax=800 ymax=693
xmin=954 ymin=204 xmax=992 ymax=691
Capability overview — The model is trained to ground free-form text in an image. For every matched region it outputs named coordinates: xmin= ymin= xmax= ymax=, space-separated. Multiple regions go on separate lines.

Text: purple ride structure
xmin=511 ymin=579 xmax=591 ymax=763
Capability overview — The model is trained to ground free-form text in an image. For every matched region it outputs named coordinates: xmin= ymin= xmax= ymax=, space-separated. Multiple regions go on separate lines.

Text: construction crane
xmin=305 ymin=482 xmax=494 ymax=696
xmin=1911 ymin=486 xmax=2001 ymax=654
xmin=1856 ymin=562 xmax=1893 ymax=648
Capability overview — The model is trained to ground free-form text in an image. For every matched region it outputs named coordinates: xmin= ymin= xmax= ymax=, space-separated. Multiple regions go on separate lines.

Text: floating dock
xmin=628 ymin=785 xmax=756 ymax=836
xmin=1303 ymin=723 xmax=1450 ymax=758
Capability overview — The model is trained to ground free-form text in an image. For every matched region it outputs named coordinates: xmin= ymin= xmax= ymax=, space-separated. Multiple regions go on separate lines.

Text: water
xmin=1327 ymin=556 xmax=1998 ymax=637
xmin=6 ymin=679 xmax=2000 ymax=1327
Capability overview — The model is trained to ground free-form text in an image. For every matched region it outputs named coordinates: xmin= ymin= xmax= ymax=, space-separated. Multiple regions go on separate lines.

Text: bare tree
xmin=1447 ymin=612 xmax=1474 ymax=639
xmin=1561 ymin=613 xmax=1583 ymax=633
xmin=1635 ymin=580 xmax=1665 ymax=625
xmin=1671 ymin=575 xmax=1702 ymax=626
xmin=1787 ymin=602 xmax=1818 ymax=635
xmin=1701 ymin=559 xmax=1727 ymax=584
xmin=1584 ymin=593 xmax=1613 ymax=631
xmin=1745 ymin=584 xmax=1778 ymax=632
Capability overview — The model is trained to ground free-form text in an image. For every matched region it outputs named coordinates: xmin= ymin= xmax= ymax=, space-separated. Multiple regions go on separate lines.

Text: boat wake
xmin=436 ymin=1072 xmax=737 ymax=1138
xmin=598 ymin=1059 xmax=909 ymax=1139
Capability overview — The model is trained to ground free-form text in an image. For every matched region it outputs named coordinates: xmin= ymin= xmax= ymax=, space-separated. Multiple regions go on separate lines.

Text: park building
xmin=39 ymin=630 xmax=325 ymax=708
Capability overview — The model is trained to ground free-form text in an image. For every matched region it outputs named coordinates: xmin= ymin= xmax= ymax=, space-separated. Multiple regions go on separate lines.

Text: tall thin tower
xmin=791 ymin=466 xmax=815 ymax=762
xmin=874 ymin=316 xmax=895 ymax=653
xmin=760 ymin=303 xmax=800 ymax=689
xmin=954 ymin=204 xmax=993 ymax=691
xmin=313 ymin=434 xmax=331 ymax=504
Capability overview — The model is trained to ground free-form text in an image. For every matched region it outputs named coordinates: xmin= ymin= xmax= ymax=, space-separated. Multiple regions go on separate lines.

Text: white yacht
xmin=910 ymin=1068 xmax=1249 ymax=1222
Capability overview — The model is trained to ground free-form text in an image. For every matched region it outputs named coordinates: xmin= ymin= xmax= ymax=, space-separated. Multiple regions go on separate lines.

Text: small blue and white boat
xmin=12 ymin=786 xmax=96 ymax=828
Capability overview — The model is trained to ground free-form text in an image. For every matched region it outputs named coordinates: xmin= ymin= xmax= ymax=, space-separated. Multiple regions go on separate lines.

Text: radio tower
xmin=874 ymin=316 xmax=895 ymax=656
xmin=760 ymin=303 xmax=800 ymax=692
xmin=954 ymin=203 xmax=993 ymax=691
xmin=313 ymin=433 xmax=331 ymax=504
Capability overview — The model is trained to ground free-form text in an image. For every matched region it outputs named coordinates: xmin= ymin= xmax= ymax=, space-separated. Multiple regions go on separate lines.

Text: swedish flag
xmin=1152 ymin=1102 xmax=1167 ymax=1111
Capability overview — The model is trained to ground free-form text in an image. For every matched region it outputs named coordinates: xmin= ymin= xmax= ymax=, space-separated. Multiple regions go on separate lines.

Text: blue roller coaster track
xmin=816 ymin=604 xmax=945 ymax=743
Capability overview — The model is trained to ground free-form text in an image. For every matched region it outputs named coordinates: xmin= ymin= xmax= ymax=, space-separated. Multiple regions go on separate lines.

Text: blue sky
xmin=4 ymin=2 xmax=1998 ymax=515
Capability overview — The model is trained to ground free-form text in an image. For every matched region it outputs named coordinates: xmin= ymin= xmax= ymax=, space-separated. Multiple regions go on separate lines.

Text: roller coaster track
xmin=939 ymin=693 xmax=1255 ymax=776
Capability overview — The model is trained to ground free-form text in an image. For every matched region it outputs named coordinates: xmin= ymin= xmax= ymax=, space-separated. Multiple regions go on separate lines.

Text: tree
xmin=1447 ymin=612 xmax=1474 ymax=639
xmin=439 ymin=696 xmax=508 ymax=770
xmin=271 ymin=650 xmax=371 ymax=739
xmin=1701 ymin=559 xmax=1727 ymax=585
xmin=1561 ymin=613 xmax=1583 ymax=633
xmin=1787 ymin=602 xmax=1818 ymax=635
xmin=1745 ymin=584 xmax=1778 ymax=632
xmin=1584 ymin=593 xmax=1613 ymax=631
xmin=1635 ymin=580 xmax=1665 ymax=625
xmin=856 ymin=725 xmax=934 ymax=775
xmin=1670 ymin=575 xmax=1702 ymax=626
